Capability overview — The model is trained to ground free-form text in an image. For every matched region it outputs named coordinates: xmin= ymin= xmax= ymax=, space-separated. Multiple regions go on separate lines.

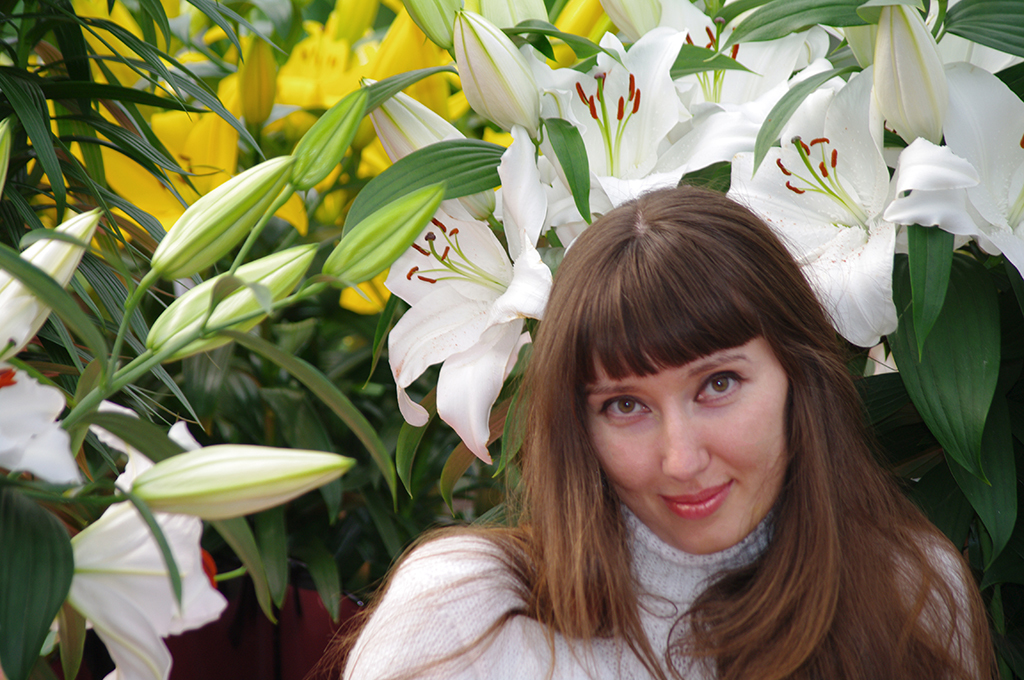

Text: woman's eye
xmin=701 ymin=373 xmax=739 ymax=399
xmin=606 ymin=397 xmax=639 ymax=414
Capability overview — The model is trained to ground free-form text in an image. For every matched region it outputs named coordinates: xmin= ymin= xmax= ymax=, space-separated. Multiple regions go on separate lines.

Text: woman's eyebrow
xmin=685 ymin=351 xmax=749 ymax=377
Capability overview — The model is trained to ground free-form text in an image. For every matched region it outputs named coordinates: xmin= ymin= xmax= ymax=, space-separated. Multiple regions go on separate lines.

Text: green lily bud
xmin=0 ymin=116 xmax=13 ymax=196
xmin=403 ymin=0 xmax=463 ymax=51
xmin=239 ymin=38 xmax=278 ymax=127
xmin=322 ymin=183 xmax=445 ymax=283
xmin=291 ymin=88 xmax=368 ymax=191
xmin=146 ymin=245 xmax=316 ymax=361
xmin=150 ymin=156 xmax=295 ymax=280
xmin=132 ymin=445 xmax=354 ymax=519
xmin=453 ymin=10 xmax=541 ymax=137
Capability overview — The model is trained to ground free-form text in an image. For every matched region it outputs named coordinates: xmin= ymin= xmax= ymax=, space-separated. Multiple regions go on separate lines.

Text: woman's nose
xmin=661 ymin=412 xmax=710 ymax=480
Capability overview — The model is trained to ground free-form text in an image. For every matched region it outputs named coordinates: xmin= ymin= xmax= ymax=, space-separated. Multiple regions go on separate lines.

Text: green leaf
xmin=396 ymin=389 xmax=436 ymax=495
xmin=365 ymin=65 xmax=459 ymax=112
xmin=79 ymin=412 xmax=186 ymax=463
xmin=946 ymin=395 xmax=1016 ymax=566
xmin=670 ymin=45 xmax=752 ymax=78
xmin=361 ymin=491 xmax=404 ymax=558
xmin=716 ymin=0 xmax=772 ymax=25
xmin=997 ymin=60 xmax=1024 ymax=101
xmin=440 ymin=444 xmax=476 ymax=514
xmin=211 ymin=517 xmax=276 ymax=623
xmin=543 ymin=118 xmax=591 ymax=223
xmin=980 ymin=514 xmax=1024 ymax=588
xmin=945 ymin=0 xmax=1024 ymax=59
xmin=344 ymin=140 xmax=504 ymax=236
xmin=0 ymin=70 xmax=65 ymax=214
xmin=57 ymin=604 xmax=87 ymax=680
xmin=910 ymin=456 xmax=974 ymax=550
xmin=504 ymin=20 xmax=611 ymax=61
xmin=890 ymin=254 xmax=1001 ymax=477
xmin=907 ymin=224 xmax=955 ymax=357
xmin=0 ymin=243 xmax=109 ymax=372
xmin=255 ymin=507 xmax=289 ymax=608
xmin=293 ymin=540 xmax=341 ymax=622
xmin=724 ymin=0 xmax=868 ymax=47
xmin=752 ymin=66 xmax=857 ymax=173
xmin=366 ymin=293 xmax=399 ymax=388
xmin=38 ymin=81 xmax=201 ymax=113
xmin=135 ymin=0 xmax=172 ymax=46
xmin=0 ymin=487 xmax=74 ymax=680
xmin=857 ymin=0 xmax=926 ymax=24
xmin=856 ymin=372 xmax=911 ymax=425
xmin=184 ymin=0 xmax=274 ymax=61
xmin=121 ymin=489 xmax=182 ymax=606
xmin=220 ymin=330 xmax=397 ymax=500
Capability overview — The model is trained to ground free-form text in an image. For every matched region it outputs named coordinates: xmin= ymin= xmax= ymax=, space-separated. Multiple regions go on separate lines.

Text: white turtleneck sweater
xmin=343 ymin=511 xmax=771 ymax=680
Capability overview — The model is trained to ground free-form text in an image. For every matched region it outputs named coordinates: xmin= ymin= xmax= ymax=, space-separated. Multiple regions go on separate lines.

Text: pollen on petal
xmin=786 ymin=181 xmax=805 ymax=195
xmin=0 ymin=368 xmax=16 ymax=388
xmin=776 ymin=158 xmax=792 ymax=176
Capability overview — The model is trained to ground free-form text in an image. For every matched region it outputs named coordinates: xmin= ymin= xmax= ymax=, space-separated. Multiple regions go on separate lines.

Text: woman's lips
xmin=662 ymin=481 xmax=732 ymax=520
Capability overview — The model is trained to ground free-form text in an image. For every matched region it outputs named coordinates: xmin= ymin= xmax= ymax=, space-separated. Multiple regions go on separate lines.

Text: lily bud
xmin=150 ymin=156 xmax=295 ymax=279
xmin=873 ymin=5 xmax=947 ymax=144
xmin=844 ymin=24 xmax=877 ymax=68
xmin=0 ymin=116 xmax=13 ymax=195
xmin=291 ymin=88 xmax=368 ymax=191
xmin=239 ymin=38 xmax=278 ymax=127
xmin=332 ymin=0 xmax=379 ymax=44
xmin=322 ymin=183 xmax=444 ymax=283
xmin=453 ymin=10 xmax=541 ymax=138
xmin=403 ymin=0 xmax=462 ymax=51
xmin=598 ymin=0 xmax=660 ymax=43
xmin=0 ymin=210 xmax=101 ymax=361
xmin=132 ymin=445 xmax=354 ymax=519
xmin=370 ymin=86 xmax=495 ymax=218
xmin=146 ymin=245 xmax=316 ymax=361
xmin=480 ymin=0 xmax=547 ymax=28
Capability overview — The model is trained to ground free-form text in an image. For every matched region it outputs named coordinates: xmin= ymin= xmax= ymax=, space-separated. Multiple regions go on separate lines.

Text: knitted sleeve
xmin=343 ymin=535 xmax=547 ymax=680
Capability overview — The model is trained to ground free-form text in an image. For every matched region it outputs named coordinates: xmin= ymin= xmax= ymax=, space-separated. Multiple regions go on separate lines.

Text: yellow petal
xmin=274 ymin=192 xmax=309 ymax=236
xmin=369 ymin=9 xmax=452 ymax=117
xmin=340 ymin=271 xmax=391 ymax=314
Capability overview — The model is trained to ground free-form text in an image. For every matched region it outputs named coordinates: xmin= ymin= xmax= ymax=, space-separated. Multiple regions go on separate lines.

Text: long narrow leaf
xmin=544 ymin=118 xmax=591 ymax=223
xmin=0 ymin=487 xmax=74 ymax=680
xmin=0 ymin=70 xmax=65 ymax=213
xmin=344 ymin=140 xmax=504 ymax=235
xmin=293 ymin=540 xmax=341 ymax=622
xmin=504 ymin=20 xmax=612 ymax=61
xmin=210 ymin=517 xmax=276 ymax=622
xmin=670 ymin=45 xmax=752 ymax=78
xmin=255 ymin=507 xmax=289 ymax=608
xmin=907 ymin=224 xmax=954 ymax=357
xmin=724 ymin=0 xmax=867 ymax=48
xmin=752 ymin=66 xmax=856 ymax=174
xmin=219 ymin=330 xmax=397 ymax=500
xmin=945 ymin=0 xmax=1024 ymax=59
xmin=366 ymin=293 xmax=399 ymax=388
xmin=365 ymin=66 xmax=459 ymax=112
xmin=80 ymin=411 xmax=185 ymax=462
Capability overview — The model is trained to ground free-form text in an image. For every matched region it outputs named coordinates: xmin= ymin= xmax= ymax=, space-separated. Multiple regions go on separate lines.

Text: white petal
xmin=397 ymin=385 xmax=430 ymax=427
xmin=498 ymin=125 xmax=546 ymax=257
xmin=436 ymin=321 xmax=525 ymax=463
xmin=487 ymin=242 xmax=552 ymax=325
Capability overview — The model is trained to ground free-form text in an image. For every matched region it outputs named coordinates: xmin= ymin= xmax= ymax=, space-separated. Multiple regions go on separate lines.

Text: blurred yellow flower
xmin=552 ymin=0 xmax=611 ymax=67
xmin=340 ymin=271 xmax=391 ymax=315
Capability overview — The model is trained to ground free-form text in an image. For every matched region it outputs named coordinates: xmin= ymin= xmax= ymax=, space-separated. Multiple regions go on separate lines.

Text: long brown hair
xmin=337 ymin=185 xmax=995 ymax=679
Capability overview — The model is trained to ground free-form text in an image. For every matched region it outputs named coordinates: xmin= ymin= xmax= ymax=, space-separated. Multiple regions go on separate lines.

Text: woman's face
xmin=586 ymin=337 xmax=789 ymax=554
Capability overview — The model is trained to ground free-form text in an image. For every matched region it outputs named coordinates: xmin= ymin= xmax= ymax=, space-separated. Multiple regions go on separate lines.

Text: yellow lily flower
xmin=71 ymin=0 xmax=157 ymax=85
xmin=340 ymin=271 xmax=391 ymax=315
xmin=239 ymin=37 xmax=278 ymax=128
xmin=552 ymin=0 xmax=612 ymax=67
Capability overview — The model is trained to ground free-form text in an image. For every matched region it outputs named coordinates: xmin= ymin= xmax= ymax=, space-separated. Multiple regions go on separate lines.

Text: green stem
xmin=228 ymin=185 xmax=296 ymax=276
xmin=107 ymin=269 xmax=160 ymax=382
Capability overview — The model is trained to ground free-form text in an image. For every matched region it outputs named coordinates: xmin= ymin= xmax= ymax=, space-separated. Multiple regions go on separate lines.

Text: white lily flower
xmin=598 ymin=0 xmax=660 ymax=43
xmin=884 ymin=63 xmax=1024 ymax=273
xmin=0 ymin=365 xmax=80 ymax=483
xmin=453 ymin=10 xmax=541 ymax=138
xmin=872 ymin=4 xmax=947 ymax=144
xmin=0 ymin=209 xmax=101 ymax=361
xmin=70 ymin=411 xmax=226 ymax=680
xmin=386 ymin=126 xmax=551 ymax=462
xmin=729 ymin=68 xmax=898 ymax=348
xmin=369 ymin=86 xmax=495 ymax=220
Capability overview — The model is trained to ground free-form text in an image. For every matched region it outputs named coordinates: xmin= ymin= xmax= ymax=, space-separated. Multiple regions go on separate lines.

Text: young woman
xmin=338 ymin=186 xmax=995 ymax=680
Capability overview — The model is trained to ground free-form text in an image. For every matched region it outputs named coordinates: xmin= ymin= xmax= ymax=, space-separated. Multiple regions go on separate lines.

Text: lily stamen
xmin=412 ymin=243 xmax=430 ymax=257
xmin=784 ymin=136 xmax=870 ymax=228
xmin=406 ymin=266 xmax=419 ymax=280
xmin=786 ymin=181 xmax=805 ymax=194
xmin=417 ymin=275 xmax=437 ymax=283
xmin=777 ymin=158 xmax=792 ymax=176
xmin=0 ymin=368 xmax=16 ymax=388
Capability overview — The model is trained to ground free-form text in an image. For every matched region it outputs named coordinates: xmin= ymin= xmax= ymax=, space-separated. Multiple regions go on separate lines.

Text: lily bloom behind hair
xmin=336 ymin=185 xmax=995 ymax=680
